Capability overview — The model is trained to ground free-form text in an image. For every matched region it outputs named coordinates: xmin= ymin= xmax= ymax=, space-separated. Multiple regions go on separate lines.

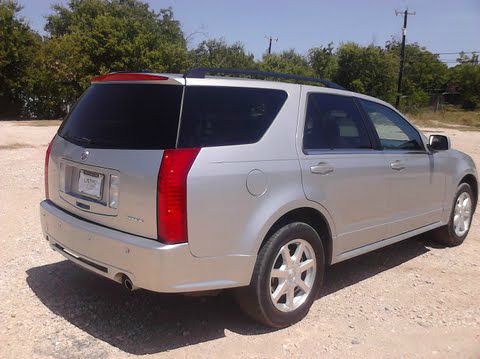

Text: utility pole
xmin=395 ymin=9 xmax=415 ymax=108
xmin=265 ymin=35 xmax=278 ymax=55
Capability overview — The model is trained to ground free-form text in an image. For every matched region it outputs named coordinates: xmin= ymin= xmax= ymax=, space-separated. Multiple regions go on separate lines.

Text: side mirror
xmin=429 ymin=134 xmax=450 ymax=151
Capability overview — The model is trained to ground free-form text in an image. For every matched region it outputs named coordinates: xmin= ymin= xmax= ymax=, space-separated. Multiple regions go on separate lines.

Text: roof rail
xmin=185 ymin=67 xmax=345 ymax=90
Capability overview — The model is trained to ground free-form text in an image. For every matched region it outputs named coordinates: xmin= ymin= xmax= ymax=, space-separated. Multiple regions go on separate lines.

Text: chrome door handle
xmin=390 ymin=160 xmax=406 ymax=171
xmin=310 ymin=162 xmax=334 ymax=175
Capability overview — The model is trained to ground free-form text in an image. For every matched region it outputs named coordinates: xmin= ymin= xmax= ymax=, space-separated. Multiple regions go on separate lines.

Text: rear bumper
xmin=40 ymin=200 xmax=255 ymax=292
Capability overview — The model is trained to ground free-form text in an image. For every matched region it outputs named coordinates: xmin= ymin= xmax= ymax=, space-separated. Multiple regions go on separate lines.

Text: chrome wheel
xmin=269 ymin=239 xmax=316 ymax=312
xmin=453 ymin=191 xmax=472 ymax=237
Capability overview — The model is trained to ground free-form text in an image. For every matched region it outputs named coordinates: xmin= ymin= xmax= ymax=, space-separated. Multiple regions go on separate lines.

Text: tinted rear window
xmin=303 ymin=94 xmax=372 ymax=150
xmin=177 ymin=86 xmax=287 ymax=148
xmin=59 ymin=84 xmax=182 ymax=149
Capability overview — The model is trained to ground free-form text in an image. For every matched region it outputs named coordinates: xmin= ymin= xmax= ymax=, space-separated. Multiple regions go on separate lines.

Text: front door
xmin=358 ymin=99 xmax=445 ymax=236
xmin=298 ymin=91 xmax=391 ymax=257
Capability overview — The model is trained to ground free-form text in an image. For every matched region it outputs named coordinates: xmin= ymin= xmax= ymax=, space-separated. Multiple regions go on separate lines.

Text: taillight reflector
xmin=44 ymin=139 xmax=54 ymax=199
xmin=157 ymin=148 xmax=200 ymax=244
xmin=91 ymin=73 xmax=168 ymax=83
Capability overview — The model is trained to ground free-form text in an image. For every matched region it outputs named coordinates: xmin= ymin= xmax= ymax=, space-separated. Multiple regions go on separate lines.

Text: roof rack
xmin=185 ymin=67 xmax=345 ymax=90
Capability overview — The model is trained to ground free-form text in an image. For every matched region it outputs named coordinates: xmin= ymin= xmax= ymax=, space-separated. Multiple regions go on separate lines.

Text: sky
xmin=19 ymin=0 xmax=480 ymax=63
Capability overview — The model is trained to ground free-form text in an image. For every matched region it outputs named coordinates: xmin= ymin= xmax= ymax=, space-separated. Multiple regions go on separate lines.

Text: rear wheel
xmin=235 ymin=222 xmax=325 ymax=328
xmin=431 ymin=183 xmax=474 ymax=247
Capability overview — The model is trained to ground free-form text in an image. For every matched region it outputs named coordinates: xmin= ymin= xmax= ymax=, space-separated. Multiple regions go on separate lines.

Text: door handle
xmin=310 ymin=162 xmax=334 ymax=175
xmin=390 ymin=160 xmax=406 ymax=171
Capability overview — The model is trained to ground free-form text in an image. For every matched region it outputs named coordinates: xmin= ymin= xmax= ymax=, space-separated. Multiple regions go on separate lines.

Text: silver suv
xmin=40 ymin=68 xmax=478 ymax=327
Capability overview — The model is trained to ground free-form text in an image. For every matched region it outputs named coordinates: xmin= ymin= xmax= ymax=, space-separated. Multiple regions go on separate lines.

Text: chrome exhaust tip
xmin=122 ymin=275 xmax=138 ymax=291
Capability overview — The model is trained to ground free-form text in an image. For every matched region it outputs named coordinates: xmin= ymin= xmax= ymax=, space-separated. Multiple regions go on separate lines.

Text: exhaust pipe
xmin=122 ymin=275 xmax=138 ymax=292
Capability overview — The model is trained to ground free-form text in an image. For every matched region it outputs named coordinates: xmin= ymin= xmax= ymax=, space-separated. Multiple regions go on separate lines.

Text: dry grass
xmin=5 ymin=109 xmax=480 ymax=131
xmin=14 ymin=120 xmax=62 ymax=127
xmin=408 ymin=106 xmax=480 ymax=130
xmin=0 ymin=143 xmax=34 ymax=150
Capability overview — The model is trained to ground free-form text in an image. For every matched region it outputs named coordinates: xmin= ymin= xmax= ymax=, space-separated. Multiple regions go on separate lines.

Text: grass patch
xmin=0 ymin=143 xmax=34 ymax=150
xmin=408 ymin=106 xmax=480 ymax=130
xmin=14 ymin=120 xmax=62 ymax=127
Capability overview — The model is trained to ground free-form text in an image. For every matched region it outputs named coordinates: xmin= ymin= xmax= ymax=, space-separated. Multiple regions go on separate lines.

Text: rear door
xmin=358 ymin=99 xmax=445 ymax=235
xmin=48 ymin=76 xmax=184 ymax=239
xmin=298 ymin=90 xmax=391 ymax=257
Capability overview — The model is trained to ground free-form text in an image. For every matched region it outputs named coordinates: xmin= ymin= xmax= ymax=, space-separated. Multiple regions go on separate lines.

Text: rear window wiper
xmin=67 ymin=135 xmax=94 ymax=145
xmin=66 ymin=135 xmax=123 ymax=148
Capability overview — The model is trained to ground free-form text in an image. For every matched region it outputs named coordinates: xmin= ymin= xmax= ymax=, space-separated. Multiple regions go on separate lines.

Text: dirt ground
xmin=0 ymin=121 xmax=479 ymax=358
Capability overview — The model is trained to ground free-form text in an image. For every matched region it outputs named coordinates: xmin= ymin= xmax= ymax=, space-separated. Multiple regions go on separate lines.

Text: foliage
xmin=449 ymin=63 xmax=480 ymax=110
xmin=29 ymin=0 xmax=188 ymax=117
xmin=188 ymin=39 xmax=255 ymax=69
xmin=334 ymin=43 xmax=398 ymax=103
xmin=386 ymin=41 xmax=449 ymax=110
xmin=0 ymin=0 xmax=479 ymax=118
xmin=258 ymin=50 xmax=313 ymax=78
xmin=307 ymin=43 xmax=337 ymax=80
xmin=456 ymin=51 xmax=479 ymax=65
xmin=0 ymin=1 xmax=41 ymax=116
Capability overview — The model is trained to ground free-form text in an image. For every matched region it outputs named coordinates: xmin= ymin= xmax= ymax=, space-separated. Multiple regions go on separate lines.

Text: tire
xmin=431 ymin=183 xmax=475 ymax=247
xmin=234 ymin=222 xmax=325 ymax=328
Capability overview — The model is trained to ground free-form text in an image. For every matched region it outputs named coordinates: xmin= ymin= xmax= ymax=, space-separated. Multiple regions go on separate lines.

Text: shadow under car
xmin=26 ymin=235 xmax=431 ymax=355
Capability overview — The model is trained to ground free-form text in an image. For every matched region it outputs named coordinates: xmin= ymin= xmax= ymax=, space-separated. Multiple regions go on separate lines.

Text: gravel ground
xmin=0 ymin=121 xmax=479 ymax=358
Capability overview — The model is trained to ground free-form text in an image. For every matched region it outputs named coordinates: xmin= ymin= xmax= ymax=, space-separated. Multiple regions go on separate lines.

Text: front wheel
xmin=234 ymin=222 xmax=325 ymax=328
xmin=432 ymin=183 xmax=474 ymax=247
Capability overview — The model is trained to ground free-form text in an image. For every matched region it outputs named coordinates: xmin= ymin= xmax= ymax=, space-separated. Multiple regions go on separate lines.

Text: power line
xmin=395 ymin=9 xmax=416 ymax=108
xmin=434 ymin=51 xmax=480 ymax=55
xmin=440 ymin=60 xmax=478 ymax=64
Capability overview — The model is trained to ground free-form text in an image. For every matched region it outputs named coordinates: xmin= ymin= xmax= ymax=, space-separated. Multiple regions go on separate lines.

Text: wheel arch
xmin=460 ymin=173 xmax=478 ymax=212
xmin=258 ymin=207 xmax=334 ymax=265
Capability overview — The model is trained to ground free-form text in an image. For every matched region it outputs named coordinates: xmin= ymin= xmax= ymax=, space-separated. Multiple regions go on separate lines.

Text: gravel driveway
xmin=1 ymin=121 xmax=479 ymax=358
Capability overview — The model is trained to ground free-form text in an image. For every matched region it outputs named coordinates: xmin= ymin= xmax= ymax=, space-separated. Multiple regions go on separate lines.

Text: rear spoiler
xmin=91 ymin=73 xmax=184 ymax=85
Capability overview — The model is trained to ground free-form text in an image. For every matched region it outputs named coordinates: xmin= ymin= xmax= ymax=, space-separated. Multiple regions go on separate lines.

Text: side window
xmin=360 ymin=99 xmax=424 ymax=151
xmin=303 ymin=93 xmax=372 ymax=151
xmin=178 ymin=86 xmax=287 ymax=148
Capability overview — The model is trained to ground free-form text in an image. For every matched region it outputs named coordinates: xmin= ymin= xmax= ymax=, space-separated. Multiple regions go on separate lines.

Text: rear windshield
xmin=177 ymin=86 xmax=287 ymax=148
xmin=59 ymin=84 xmax=183 ymax=149
xmin=59 ymin=84 xmax=287 ymax=149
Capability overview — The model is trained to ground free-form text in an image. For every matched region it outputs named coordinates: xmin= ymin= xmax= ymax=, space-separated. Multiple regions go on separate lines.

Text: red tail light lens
xmin=157 ymin=148 xmax=200 ymax=244
xmin=44 ymin=139 xmax=54 ymax=199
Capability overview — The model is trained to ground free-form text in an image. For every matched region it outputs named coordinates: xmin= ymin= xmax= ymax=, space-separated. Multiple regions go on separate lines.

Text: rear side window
xmin=59 ymin=84 xmax=183 ymax=149
xmin=303 ymin=93 xmax=372 ymax=151
xmin=177 ymin=86 xmax=287 ymax=148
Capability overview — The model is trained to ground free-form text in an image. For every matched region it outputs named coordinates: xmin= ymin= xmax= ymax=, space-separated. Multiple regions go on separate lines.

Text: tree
xmin=449 ymin=63 xmax=480 ymax=110
xmin=334 ymin=43 xmax=398 ymax=103
xmin=259 ymin=50 xmax=313 ymax=77
xmin=307 ymin=42 xmax=337 ymax=80
xmin=188 ymin=39 xmax=255 ymax=69
xmin=30 ymin=0 xmax=189 ymax=117
xmin=386 ymin=41 xmax=449 ymax=110
xmin=0 ymin=0 xmax=41 ymax=117
xmin=457 ymin=51 xmax=479 ymax=65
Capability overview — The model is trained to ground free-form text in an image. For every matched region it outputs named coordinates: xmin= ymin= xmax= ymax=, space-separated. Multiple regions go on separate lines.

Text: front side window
xmin=360 ymin=99 xmax=424 ymax=151
xmin=178 ymin=86 xmax=287 ymax=148
xmin=303 ymin=93 xmax=372 ymax=151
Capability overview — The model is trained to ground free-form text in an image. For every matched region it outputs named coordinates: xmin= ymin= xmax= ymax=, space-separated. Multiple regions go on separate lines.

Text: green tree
xmin=188 ymin=39 xmax=255 ymax=69
xmin=334 ymin=42 xmax=398 ymax=103
xmin=30 ymin=0 xmax=188 ymax=117
xmin=259 ymin=50 xmax=313 ymax=77
xmin=307 ymin=42 xmax=337 ymax=80
xmin=0 ymin=0 xmax=40 ymax=117
xmin=386 ymin=41 xmax=448 ymax=110
xmin=449 ymin=63 xmax=480 ymax=110
xmin=456 ymin=51 xmax=479 ymax=65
